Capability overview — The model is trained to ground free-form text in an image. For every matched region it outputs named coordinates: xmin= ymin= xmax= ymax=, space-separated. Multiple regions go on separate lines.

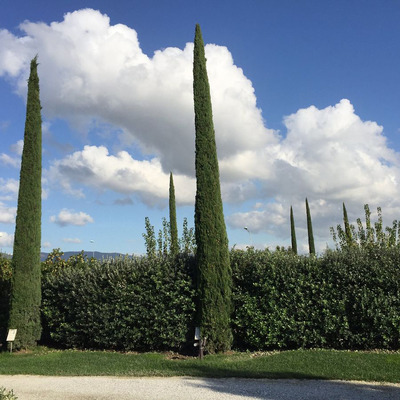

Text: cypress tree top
xmin=343 ymin=202 xmax=353 ymax=246
xmin=193 ymin=24 xmax=228 ymax=251
xmin=290 ymin=206 xmax=297 ymax=255
xmin=306 ymin=198 xmax=315 ymax=255
xmin=193 ymin=24 xmax=219 ymax=177
xmin=169 ymin=172 xmax=179 ymax=256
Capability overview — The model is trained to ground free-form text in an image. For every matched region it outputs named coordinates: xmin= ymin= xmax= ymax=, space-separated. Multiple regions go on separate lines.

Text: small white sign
xmin=194 ymin=327 xmax=200 ymax=340
xmin=6 ymin=329 xmax=17 ymax=342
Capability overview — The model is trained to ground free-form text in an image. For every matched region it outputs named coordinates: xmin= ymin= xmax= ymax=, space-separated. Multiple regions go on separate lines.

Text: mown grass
xmin=0 ymin=348 xmax=399 ymax=383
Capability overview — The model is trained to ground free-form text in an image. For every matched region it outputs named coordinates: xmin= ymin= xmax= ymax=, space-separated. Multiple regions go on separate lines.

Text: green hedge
xmin=231 ymin=247 xmax=400 ymax=350
xmin=41 ymin=255 xmax=196 ymax=351
xmin=322 ymin=246 xmax=400 ymax=349
xmin=1 ymin=247 xmax=399 ymax=352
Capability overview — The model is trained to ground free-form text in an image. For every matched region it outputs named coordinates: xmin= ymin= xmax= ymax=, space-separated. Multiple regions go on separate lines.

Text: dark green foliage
xmin=0 ymin=256 xmax=11 ymax=347
xmin=8 ymin=57 xmax=42 ymax=348
xmin=322 ymin=247 xmax=400 ymax=349
xmin=169 ymin=173 xmax=179 ymax=257
xmin=290 ymin=206 xmax=297 ymax=255
xmin=231 ymin=248 xmax=347 ymax=350
xmin=306 ymin=198 xmax=315 ymax=255
xmin=41 ymin=255 xmax=196 ymax=351
xmin=2 ymin=245 xmax=399 ymax=351
xmin=231 ymin=246 xmax=400 ymax=350
xmin=193 ymin=24 xmax=232 ymax=352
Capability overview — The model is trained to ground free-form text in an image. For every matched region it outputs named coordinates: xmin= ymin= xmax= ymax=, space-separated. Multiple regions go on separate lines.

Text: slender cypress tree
xmin=305 ymin=198 xmax=315 ymax=255
xmin=193 ymin=24 xmax=232 ymax=352
xmin=8 ymin=56 xmax=42 ymax=348
xmin=169 ymin=172 xmax=179 ymax=256
xmin=342 ymin=202 xmax=353 ymax=247
xmin=290 ymin=206 xmax=297 ymax=255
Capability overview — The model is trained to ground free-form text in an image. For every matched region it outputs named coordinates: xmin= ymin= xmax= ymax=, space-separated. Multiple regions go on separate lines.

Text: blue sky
xmin=1 ymin=0 xmax=400 ymax=255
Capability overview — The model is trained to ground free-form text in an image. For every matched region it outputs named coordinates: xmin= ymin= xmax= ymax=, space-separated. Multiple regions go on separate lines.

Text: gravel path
xmin=0 ymin=376 xmax=400 ymax=400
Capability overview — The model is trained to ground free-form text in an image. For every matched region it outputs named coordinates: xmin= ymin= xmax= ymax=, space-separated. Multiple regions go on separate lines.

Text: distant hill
xmin=0 ymin=252 xmax=12 ymax=259
xmin=3 ymin=251 xmax=137 ymax=262
xmin=40 ymin=251 xmax=129 ymax=262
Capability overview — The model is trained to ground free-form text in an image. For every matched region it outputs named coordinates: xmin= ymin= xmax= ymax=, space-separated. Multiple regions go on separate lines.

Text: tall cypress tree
xmin=193 ymin=24 xmax=232 ymax=352
xmin=8 ymin=56 xmax=42 ymax=348
xmin=342 ymin=202 xmax=353 ymax=246
xmin=290 ymin=206 xmax=297 ymax=255
xmin=169 ymin=172 xmax=179 ymax=256
xmin=305 ymin=198 xmax=315 ymax=255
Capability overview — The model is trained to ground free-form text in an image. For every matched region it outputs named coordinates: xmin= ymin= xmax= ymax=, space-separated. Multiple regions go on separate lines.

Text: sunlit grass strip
xmin=0 ymin=348 xmax=399 ymax=383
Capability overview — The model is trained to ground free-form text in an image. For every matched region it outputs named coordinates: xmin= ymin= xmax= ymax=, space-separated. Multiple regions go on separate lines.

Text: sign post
xmin=194 ymin=327 xmax=206 ymax=359
xmin=6 ymin=329 xmax=17 ymax=353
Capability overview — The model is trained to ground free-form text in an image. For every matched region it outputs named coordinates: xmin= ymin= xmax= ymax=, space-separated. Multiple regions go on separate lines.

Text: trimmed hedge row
xmin=1 ymin=247 xmax=400 ymax=351
xmin=231 ymin=247 xmax=400 ymax=350
xmin=232 ymin=249 xmax=344 ymax=350
xmin=41 ymin=255 xmax=196 ymax=351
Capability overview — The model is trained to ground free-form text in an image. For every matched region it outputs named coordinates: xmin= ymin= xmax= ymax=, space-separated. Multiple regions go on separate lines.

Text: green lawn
xmin=0 ymin=348 xmax=399 ymax=383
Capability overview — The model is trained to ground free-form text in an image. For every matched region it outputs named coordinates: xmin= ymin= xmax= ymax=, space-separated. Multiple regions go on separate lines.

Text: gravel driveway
xmin=1 ymin=376 xmax=400 ymax=400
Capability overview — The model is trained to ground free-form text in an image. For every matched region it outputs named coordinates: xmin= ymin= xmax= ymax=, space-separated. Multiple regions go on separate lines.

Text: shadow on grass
xmin=162 ymin=359 xmax=326 ymax=379
xmin=182 ymin=377 xmax=400 ymax=400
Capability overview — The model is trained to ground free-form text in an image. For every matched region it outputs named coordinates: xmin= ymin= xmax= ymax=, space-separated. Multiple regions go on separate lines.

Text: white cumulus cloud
xmin=0 ymin=153 xmax=19 ymax=168
xmin=0 ymin=8 xmax=276 ymax=178
xmin=0 ymin=140 xmax=23 ymax=168
xmin=50 ymin=209 xmax=94 ymax=227
xmin=275 ymin=99 xmax=399 ymax=202
xmin=1 ymin=10 xmax=400 ymax=251
xmin=47 ymin=145 xmax=195 ymax=206
xmin=10 ymin=140 xmax=24 ymax=156
xmin=0 ymin=177 xmax=49 ymax=201
xmin=0 ymin=231 xmax=14 ymax=247
xmin=227 ymin=100 xmax=400 ymax=251
xmin=0 ymin=201 xmax=16 ymax=223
